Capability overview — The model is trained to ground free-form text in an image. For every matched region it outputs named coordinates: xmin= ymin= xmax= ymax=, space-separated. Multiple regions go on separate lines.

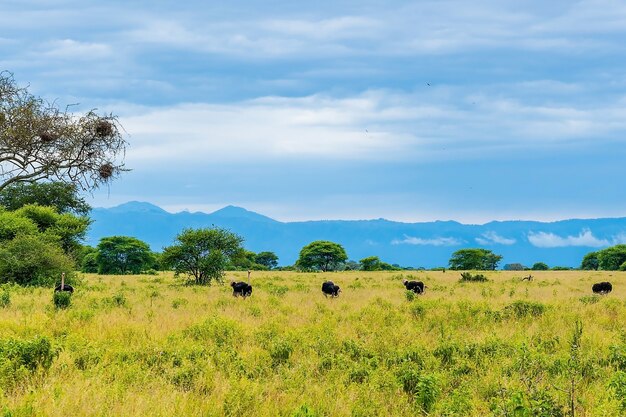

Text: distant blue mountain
xmin=87 ymin=202 xmax=626 ymax=268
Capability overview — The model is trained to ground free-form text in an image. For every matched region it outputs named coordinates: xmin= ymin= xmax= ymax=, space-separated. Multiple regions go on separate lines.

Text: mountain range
xmin=86 ymin=201 xmax=626 ymax=268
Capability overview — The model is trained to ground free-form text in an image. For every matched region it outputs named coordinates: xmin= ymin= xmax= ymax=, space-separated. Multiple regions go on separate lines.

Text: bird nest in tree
xmin=39 ymin=132 xmax=57 ymax=143
xmin=95 ymin=120 xmax=114 ymax=138
xmin=99 ymin=163 xmax=114 ymax=179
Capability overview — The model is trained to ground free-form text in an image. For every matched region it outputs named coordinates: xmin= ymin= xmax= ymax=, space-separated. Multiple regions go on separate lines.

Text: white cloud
xmin=527 ymin=228 xmax=609 ymax=248
xmin=391 ymin=235 xmax=463 ymax=246
xmin=43 ymin=39 xmax=113 ymax=59
xmin=475 ymin=231 xmax=516 ymax=245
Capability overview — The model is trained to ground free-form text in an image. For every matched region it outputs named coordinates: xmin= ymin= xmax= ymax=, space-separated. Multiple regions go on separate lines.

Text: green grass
xmin=0 ymin=270 xmax=625 ymax=416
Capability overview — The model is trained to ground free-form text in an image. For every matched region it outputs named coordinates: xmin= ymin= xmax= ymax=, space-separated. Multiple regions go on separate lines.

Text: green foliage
xmin=0 ymin=289 xmax=10 ymax=307
xmin=504 ymin=301 xmax=546 ymax=318
xmin=397 ymin=365 xmax=440 ymax=412
xmin=609 ymin=371 xmax=626 ymax=410
xmin=52 ymin=291 xmax=71 ymax=309
xmin=296 ymin=240 xmax=348 ymax=272
xmin=0 ymin=234 xmax=74 ymax=286
xmin=449 ymin=248 xmax=502 ymax=270
xmin=0 ymin=209 xmax=38 ymax=241
xmin=580 ymin=252 xmax=599 ymax=270
xmin=531 ymin=262 xmax=549 ymax=270
xmin=360 ymin=256 xmax=382 ymax=271
xmin=0 ymin=336 xmax=57 ymax=392
xmin=161 ymin=228 xmax=244 ymax=285
xmin=551 ymin=266 xmax=571 ymax=271
xmin=0 ymin=181 xmax=91 ymax=215
xmin=80 ymin=251 xmax=99 ymax=273
xmin=405 ymin=290 xmax=416 ymax=302
xmin=459 ymin=272 xmax=488 ymax=282
xmin=595 ymin=245 xmax=626 ymax=270
xmin=290 ymin=404 xmax=319 ymax=417
xmin=96 ymin=236 xmax=155 ymax=275
xmin=269 ymin=339 xmax=293 ymax=367
xmin=255 ymin=251 xmax=279 ymax=269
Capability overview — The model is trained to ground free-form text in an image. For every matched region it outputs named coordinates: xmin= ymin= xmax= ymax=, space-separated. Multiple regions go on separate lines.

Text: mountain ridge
xmin=87 ymin=201 xmax=626 ymax=268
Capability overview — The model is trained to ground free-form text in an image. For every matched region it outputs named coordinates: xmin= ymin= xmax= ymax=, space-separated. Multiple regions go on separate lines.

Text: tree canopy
xmin=255 ymin=251 xmax=279 ymax=269
xmin=448 ymin=248 xmax=502 ymax=270
xmin=161 ymin=227 xmax=244 ymax=285
xmin=580 ymin=252 xmax=599 ymax=270
xmin=296 ymin=240 xmax=348 ymax=272
xmin=593 ymin=245 xmax=626 ymax=271
xmin=0 ymin=181 xmax=90 ymax=215
xmin=95 ymin=236 xmax=155 ymax=275
xmin=531 ymin=262 xmax=549 ymax=271
xmin=0 ymin=71 xmax=127 ymax=192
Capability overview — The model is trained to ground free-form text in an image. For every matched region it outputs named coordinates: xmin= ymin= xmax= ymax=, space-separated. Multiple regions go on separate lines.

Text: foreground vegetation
xmin=1 ymin=270 xmax=626 ymax=416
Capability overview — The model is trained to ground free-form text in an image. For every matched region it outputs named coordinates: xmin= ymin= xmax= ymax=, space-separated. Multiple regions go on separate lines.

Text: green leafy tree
xmin=0 ymin=182 xmax=90 ymax=215
xmin=531 ymin=262 xmax=549 ymax=271
xmin=597 ymin=245 xmax=626 ymax=270
xmin=0 ymin=234 xmax=74 ymax=286
xmin=0 ymin=71 xmax=127 ymax=192
xmin=581 ymin=251 xmax=599 ymax=270
xmin=96 ymin=236 xmax=155 ymax=275
xmin=448 ymin=248 xmax=502 ymax=270
xmin=15 ymin=204 xmax=89 ymax=255
xmin=255 ymin=251 xmax=279 ymax=269
xmin=296 ymin=240 xmax=348 ymax=272
xmin=0 ymin=209 xmax=38 ymax=240
xmin=360 ymin=256 xmax=382 ymax=271
xmin=161 ymin=227 xmax=244 ymax=285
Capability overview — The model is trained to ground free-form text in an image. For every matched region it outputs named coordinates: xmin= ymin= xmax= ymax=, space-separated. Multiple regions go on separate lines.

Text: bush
xmin=53 ymin=291 xmax=72 ymax=309
xmin=0 ymin=289 xmax=9 ymax=308
xmin=0 ymin=235 xmax=74 ymax=286
xmin=609 ymin=371 xmax=626 ymax=410
xmin=459 ymin=272 xmax=488 ymax=282
xmin=405 ymin=290 xmax=416 ymax=302
xmin=504 ymin=301 xmax=546 ymax=318
xmin=0 ymin=336 xmax=57 ymax=391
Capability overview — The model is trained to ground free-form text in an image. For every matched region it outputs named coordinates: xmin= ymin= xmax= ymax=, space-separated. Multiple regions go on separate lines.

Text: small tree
xmin=296 ymin=240 xmax=348 ymax=272
xmin=161 ymin=227 xmax=244 ymax=285
xmin=581 ymin=251 xmax=599 ymax=271
xmin=360 ymin=256 xmax=382 ymax=271
xmin=96 ymin=236 xmax=154 ymax=275
xmin=448 ymin=248 xmax=502 ymax=270
xmin=0 ymin=234 xmax=74 ymax=286
xmin=0 ymin=71 xmax=127 ymax=192
xmin=531 ymin=262 xmax=549 ymax=271
xmin=255 ymin=251 xmax=279 ymax=269
xmin=597 ymin=245 xmax=626 ymax=270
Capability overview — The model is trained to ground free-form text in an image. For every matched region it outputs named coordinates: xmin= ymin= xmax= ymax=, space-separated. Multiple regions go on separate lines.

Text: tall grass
xmin=0 ymin=270 xmax=625 ymax=416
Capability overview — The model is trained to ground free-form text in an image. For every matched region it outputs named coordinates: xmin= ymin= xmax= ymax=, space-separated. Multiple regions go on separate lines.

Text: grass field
xmin=1 ymin=270 xmax=626 ymax=416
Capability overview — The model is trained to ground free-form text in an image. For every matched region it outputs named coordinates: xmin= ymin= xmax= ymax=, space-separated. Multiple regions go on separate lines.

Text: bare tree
xmin=0 ymin=71 xmax=127 ymax=192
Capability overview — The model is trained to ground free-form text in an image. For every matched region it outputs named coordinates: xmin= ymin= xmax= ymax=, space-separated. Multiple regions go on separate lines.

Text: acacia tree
xmin=161 ymin=228 xmax=244 ymax=285
xmin=96 ymin=236 xmax=154 ymax=275
xmin=297 ymin=240 xmax=348 ymax=272
xmin=448 ymin=248 xmax=502 ymax=270
xmin=0 ymin=71 xmax=127 ymax=192
xmin=255 ymin=251 xmax=278 ymax=269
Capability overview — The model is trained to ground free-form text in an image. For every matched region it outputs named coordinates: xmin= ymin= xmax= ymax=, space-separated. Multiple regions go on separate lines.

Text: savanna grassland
xmin=1 ymin=270 xmax=626 ymax=416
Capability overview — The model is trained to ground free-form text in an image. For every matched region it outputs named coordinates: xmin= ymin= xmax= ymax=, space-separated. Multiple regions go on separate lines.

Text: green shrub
xmin=0 ymin=235 xmax=74 ymax=286
xmin=0 ymin=290 xmax=10 ymax=308
xmin=106 ymin=292 xmax=127 ymax=307
xmin=290 ymin=404 xmax=319 ymax=417
xmin=0 ymin=336 xmax=57 ymax=391
xmin=405 ymin=290 xmax=416 ymax=302
xmin=397 ymin=365 xmax=440 ymax=412
xmin=609 ymin=371 xmax=626 ymax=410
xmin=269 ymin=339 xmax=293 ymax=366
xmin=459 ymin=272 xmax=488 ymax=282
xmin=53 ymin=291 xmax=72 ymax=309
xmin=504 ymin=300 xmax=546 ymax=318
xmin=171 ymin=298 xmax=188 ymax=309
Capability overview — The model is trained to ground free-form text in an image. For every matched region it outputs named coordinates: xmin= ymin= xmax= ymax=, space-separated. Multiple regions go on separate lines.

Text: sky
xmin=1 ymin=0 xmax=625 ymax=223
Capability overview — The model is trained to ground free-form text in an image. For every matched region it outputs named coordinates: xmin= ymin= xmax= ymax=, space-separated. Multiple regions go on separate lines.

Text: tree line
xmin=1 ymin=182 xmax=625 ymax=288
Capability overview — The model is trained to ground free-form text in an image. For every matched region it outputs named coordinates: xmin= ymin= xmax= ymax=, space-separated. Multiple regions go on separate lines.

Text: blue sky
xmin=1 ymin=0 xmax=625 ymax=222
